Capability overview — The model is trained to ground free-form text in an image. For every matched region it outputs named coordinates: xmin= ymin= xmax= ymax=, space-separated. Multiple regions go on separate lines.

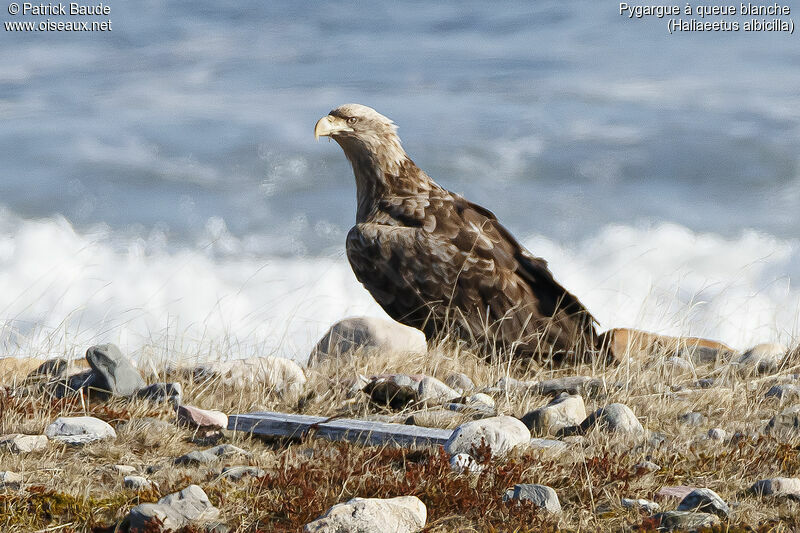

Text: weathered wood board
xmin=228 ymin=411 xmax=453 ymax=448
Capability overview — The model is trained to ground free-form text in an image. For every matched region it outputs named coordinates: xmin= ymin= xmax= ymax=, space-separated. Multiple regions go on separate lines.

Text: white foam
xmin=0 ymin=212 xmax=796 ymax=362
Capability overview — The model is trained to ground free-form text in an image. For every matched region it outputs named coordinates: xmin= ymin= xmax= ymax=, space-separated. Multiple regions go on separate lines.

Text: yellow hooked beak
xmin=314 ymin=115 xmax=351 ymax=140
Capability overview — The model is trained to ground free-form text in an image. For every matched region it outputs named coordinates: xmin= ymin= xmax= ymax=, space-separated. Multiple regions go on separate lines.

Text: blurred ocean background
xmin=0 ymin=1 xmax=798 ymax=360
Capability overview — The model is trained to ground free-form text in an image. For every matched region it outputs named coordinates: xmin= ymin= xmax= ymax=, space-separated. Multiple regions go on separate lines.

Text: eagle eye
xmin=346 ymin=117 xmax=358 ymax=126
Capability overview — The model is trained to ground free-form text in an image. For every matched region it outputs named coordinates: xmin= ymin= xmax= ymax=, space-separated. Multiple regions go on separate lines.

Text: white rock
xmin=0 ymin=433 xmax=48 ymax=453
xmin=114 ymin=465 xmax=137 ymax=475
xmin=677 ymin=488 xmax=730 ymax=517
xmin=736 ymin=343 xmax=787 ymax=376
xmin=621 ymin=497 xmax=660 ymax=514
xmin=521 ymin=394 xmax=586 ymax=436
xmin=449 ymin=453 xmax=483 ymax=474
xmin=45 ymin=416 xmax=116 ymax=444
xmin=128 ymin=484 xmax=220 ymax=531
xmin=445 ymin=416 xmax=530 ymax=458
xmin=304 ymin=496 xmax=426 ymax=533
xmin=417 ymin=376 xmax=460 ymax=404
xmin=308 ymin=317 xmax=426 ymax=366
xmin=124 ymin=475 xmax=155 ymax=491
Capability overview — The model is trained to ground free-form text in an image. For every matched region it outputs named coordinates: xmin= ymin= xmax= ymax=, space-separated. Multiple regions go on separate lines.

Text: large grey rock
xmin=444 ymin=415 xmax=530 ymax=458
xmin=562 ymin=403 xmax=643 ymax=436
xmin=0 ymin=433 xmax=48 ymax=453
xmin=304 ymin=496 xmax=426 ymax=533
xmin=180 ymin=356 xmax=306 ymax=396
xmin=654 ymin=511 xmax=720 ymax=531
xmin=736 ymin=342 xmax=787 ymax=376
xmin=677 ymin=488 xmax=730 ymax=517
xmin=444 ymin=372 xmax=474 ymax=393
xmin=521 ymin=394 xmax=586 ymax=436
xmin=308 ymin=317 xmax=426 ymax=366
xmin=127 ymin=484 xmax=219 ymax=532
xmin=749 ymin=477 xmax=800 ymax=500
xmin=503 ymin=484 xmax=561 ymax=514
xmin=528 ymin=438 xmax=568 ymax=455
xmin=86 ymin=343 xmax=145 ymax=398
xmin=45 ymin=416 xmax=116 ymax=445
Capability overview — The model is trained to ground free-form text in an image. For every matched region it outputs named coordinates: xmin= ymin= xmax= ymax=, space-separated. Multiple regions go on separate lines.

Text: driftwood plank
xmin=228 ymin=411 xmax=453 ymax=447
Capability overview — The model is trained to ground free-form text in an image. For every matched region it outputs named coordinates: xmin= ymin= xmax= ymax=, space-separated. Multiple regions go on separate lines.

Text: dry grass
xmin=1 ymin=340 xmax=800 ymax=532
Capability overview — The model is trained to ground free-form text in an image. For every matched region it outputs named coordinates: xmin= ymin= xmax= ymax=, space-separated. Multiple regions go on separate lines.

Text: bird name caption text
xmin=5 ymin=2 xmax=112 ymax=32
xmin=619 ymin=3 xmax=794 ymax=33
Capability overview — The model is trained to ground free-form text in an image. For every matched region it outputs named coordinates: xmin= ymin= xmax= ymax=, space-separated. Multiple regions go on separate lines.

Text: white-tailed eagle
xmin=315 ymin=104 xmax=600 ymax=364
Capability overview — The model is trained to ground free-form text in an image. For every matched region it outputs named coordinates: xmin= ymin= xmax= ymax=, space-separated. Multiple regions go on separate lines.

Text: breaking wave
xmin=0 ymin=212 xmax=796 ymax=362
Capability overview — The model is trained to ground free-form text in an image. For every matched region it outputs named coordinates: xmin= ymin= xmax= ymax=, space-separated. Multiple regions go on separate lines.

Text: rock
xmin=444 ymin=372 xmax=474 ymax=393
xmin=528 ymin=438 xmax=568 ymax=455
xmin=177 ymin=405 xmax=228 ymax=430
xmin=418 ymin=376 xmax=460 ymax=404
xmin=85 ymin=343 xmax=146 ymax=398
xmin=537 ymin=376 xmax=603 ymax=397
xmin=44 ymin=369 xmax=96 ymax=398
xmin=364 ymin=374 xmax=459 ymax=408
xmin=766 ymin=384 xmax=800 ymax=403
xmin=220 ymin=466 xmax=265 ymax=481
xmin=654 ymin=511 xmax=720 ymax=531
xmin=677 ymin=488 xmax=730 ymax=517
xmin=124 ymin=475 xmax=155 ymax=491
xmin=0 ymin=471 xmax=23 ymax=487
xmin=308 ymin=317 xmax=426 ymax=366
xmin=175 ymin=444 xmax=249 ymax=465
xmin=114 ymin=465 xmax=137 ymax=475
xmin=706 ymin=428 xmax=727 ymax=440
xmin=655 ymin=486 xmax=696 ymax=503
xmin=0 ymin=433 xmax=48 ymax=453
xmin=45 ymin=416 xmax=116 ymax=445
xmin=502 ymin=484 xmax=561 ymax=514
xmin=736 ymin=342 xmax=787 ymax=376
xmin=678 ymin=412 xmax=705 ymax=427
xmin=137 ymin=382 xmax=183 ymax=405
xmin=563 ymin=403 xmax=643 ymax=436
xmin=444 ymin=415 xmax=530 ymax=458
xmin=127 ymin=484 xmax=220 ymax=532
xmin=443 ymin=402 xmax=496 ymax=418
xmin=766 ymin=404 xmax=800 ymax=438
xmin=463 ymin=392 xmax=495 ymax=408
xmin=521 ymin=394 xmax=586 ymax=436
xmin=494 ymin=377 xmax=538 ymax=395
xmin=449 ymin=453 xmax=483 ymax=474
xmin=749 ymin=477 xmax=800 ymax=500
xmin=304 ymin=495 xmax=426 ymax=533
xmin=694 ymin=378 xmax=715 ymax=389
xmin=633 ymin=460 xmax=661 ymax=473
xmin=621 ymin=497 xmax=659 ymax=514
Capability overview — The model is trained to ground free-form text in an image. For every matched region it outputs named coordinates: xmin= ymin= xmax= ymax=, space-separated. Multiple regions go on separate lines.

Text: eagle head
xmin=314 ymin=104 xmax=407 ymax=170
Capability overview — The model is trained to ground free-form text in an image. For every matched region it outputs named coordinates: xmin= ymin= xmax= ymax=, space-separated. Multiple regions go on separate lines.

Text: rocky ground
xmin=0 ymin=317 xmax=799 ymax=532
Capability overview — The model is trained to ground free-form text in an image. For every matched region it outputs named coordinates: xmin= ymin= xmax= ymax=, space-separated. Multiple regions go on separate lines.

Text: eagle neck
xmin=339 ymin=135 xmax=428 ymax=222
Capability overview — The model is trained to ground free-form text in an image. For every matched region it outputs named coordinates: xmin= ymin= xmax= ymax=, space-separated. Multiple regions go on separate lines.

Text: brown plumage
xmin=315 ymin=104 xmax=599 ymax=363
